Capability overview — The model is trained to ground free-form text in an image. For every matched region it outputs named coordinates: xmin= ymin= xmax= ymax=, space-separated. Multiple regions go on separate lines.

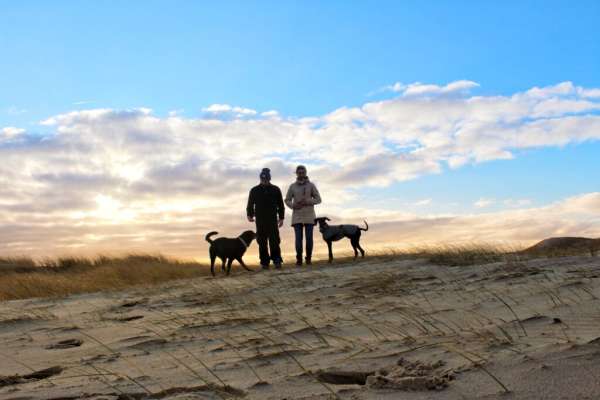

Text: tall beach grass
xmin=1 ymin=241 xmax=595 ymax=301
xmin=0 ymin=254 xmax=209 ymax=301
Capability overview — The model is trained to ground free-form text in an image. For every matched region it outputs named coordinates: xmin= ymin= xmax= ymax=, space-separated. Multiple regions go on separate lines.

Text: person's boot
xmin=296 ymin=255 xmax=302 ymax=266
xmin=305 ymin=256 xmax=312 ymax=266
xmin=261 ymin=264 xmax=269 ymax=270
xmin=274 ymin=262 xmax=282 ymax=269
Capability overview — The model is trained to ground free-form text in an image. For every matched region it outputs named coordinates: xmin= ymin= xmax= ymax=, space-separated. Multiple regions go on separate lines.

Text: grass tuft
xmin=415 ymin=244 xmax=510 ymax=266
xmin=0 ymin=257 xmax=38 ymax=272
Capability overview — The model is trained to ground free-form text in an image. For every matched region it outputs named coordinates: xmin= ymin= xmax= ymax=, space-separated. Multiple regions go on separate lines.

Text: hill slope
xmin=523 ymin=237 xmax=600 ymax=256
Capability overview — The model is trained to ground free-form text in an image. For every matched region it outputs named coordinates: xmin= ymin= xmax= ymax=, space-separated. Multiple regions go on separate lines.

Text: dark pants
xmin=256 ymin=218 xmax=282 ymax=266
xmin=293 ymin=223 xmax=314 ymax=261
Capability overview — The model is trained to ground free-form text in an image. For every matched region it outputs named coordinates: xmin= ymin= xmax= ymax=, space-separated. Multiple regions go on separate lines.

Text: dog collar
xmin=238 ymin=237 xmax=249 ymax=248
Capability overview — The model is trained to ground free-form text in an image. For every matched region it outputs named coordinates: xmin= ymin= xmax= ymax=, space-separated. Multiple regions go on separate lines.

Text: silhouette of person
xmin=246 ymin=168 xmax=285 ymax=269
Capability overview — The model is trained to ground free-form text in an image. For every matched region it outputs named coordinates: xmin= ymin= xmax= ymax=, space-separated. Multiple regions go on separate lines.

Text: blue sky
xmin=2 ymin=1 xmax=599 ymax=120
xmin=1 ymin=1 xmax=600 ymax=257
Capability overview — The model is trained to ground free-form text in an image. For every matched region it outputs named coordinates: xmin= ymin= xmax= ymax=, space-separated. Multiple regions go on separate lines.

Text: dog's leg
xmin=327 ymin=240 xmax=333 ymax=263
xmin=354 ymin=232 xmax=365 ymax=258
xmin=226 ymin=258 xmax=234 ymax=275
xmin=236 ymin=257 xmax=254 ymax=272
xmin=350 ymin=238 xmax=359 ymax=260
xmin=210 ymin=252 xmax=216 ymax=277
xmin=221 ymin=257 xmax=226 ymax=272
xmin=350 ymin=230 xmax=365 ymax=258
xmin=357 ymin=240 xmax=365 ymax=258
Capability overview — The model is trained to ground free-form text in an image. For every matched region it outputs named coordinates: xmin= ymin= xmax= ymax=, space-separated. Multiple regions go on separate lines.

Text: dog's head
xmin=240 ymin=230 xmax=257 ymax=245
xmin=314 ymin=217 xmax=331 ymax=230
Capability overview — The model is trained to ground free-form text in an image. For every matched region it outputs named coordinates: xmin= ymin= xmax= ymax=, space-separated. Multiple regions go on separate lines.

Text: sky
xmin=1 ymin=1 xmax=600 ymax=260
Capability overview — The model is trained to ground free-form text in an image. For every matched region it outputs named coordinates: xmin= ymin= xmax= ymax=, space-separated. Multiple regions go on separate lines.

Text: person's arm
xmin=276 ymin=187 xmax=285 ymax=221
xmin=246 ymin=188 xmax=255 ymax=220
xmin=308 ymin=183 xmax=322 ymax=205
xmin=284 ymin=184 xmax=294 ymax=209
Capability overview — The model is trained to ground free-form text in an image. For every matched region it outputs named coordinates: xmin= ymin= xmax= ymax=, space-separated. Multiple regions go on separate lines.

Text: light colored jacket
xmin=284 ymin=178 xmax=322 ymax=225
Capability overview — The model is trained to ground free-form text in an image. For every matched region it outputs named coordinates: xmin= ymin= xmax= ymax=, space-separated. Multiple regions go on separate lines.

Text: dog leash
xmin=238 ymin=237 xmax=249 ymax=248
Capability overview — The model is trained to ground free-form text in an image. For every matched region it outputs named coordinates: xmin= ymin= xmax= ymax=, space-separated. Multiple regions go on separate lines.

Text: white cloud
xmin=202 ymin=103 xmax=233 ymax=113
xmin=1 ymin=81 xmax=600 ymax=257
xmin=526 ymin=81 xmax=576 ymax=98
xmin=202 ymin=103 xmax=257 ymax=117
xmin=413 ymin=198 xmax=432 ymax=206
xmin=261 ymin=110 xmax=279 ymax=118
xmin=579 ymin=88 xmax=600 ymax=98
xmin=526 ymin=81 xmax=600 ymax=101
xmin=474 ymin=198 xmax=495 ymax=208
xmin=1 ymin=127 xmax=25 ymax=138
xmin=137 ymin=107 xmax=153 ymax=115
xmin=385 ymin=80 xmax=480 ymax=97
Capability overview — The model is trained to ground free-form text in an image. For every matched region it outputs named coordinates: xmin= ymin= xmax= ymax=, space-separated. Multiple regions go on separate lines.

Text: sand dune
xmin=1 ymin=254 xmax=600 ymax=399
xmin=523 ymin=237 xmax=600 ymax=256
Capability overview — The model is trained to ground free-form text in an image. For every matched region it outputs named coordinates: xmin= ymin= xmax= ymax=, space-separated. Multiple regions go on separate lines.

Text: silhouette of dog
xmin=314 ymin=217 xmax=369 ymax=262
xmin=205 ymin=230 xmax=256 ymax=276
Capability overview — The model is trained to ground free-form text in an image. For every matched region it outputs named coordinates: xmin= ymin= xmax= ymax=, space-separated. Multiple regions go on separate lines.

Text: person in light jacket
xmin=284 ymin=165 xmax=322 ymax=266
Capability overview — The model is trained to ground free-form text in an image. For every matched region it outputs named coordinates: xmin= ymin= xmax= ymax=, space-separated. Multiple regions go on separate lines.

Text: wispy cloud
xmin=474 ymin=198 xmax=495 ymax=208
xmin=379 ymin=80 xmax=480 ymax=97
xmin=202 ymin=103 xmax=258 ymax=117
xmin=413 ymin=198 xmax=432 ymax=206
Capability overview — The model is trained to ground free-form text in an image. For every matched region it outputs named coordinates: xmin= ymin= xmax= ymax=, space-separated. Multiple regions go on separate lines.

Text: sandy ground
xmin=1 ymin=256 xmax=600 ymax=400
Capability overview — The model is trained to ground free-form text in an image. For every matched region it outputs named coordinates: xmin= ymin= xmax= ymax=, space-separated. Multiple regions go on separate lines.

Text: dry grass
xmin=0 ymin=257 xmax=37 ymax=272
xmin=1 ymin=240 xmax=595 ymax=301
xmin=0 ymin=255 xmax=210 ymax=301
xmin=413 ymin=244 xmax=513 ymax=266
xmin=312 ymin=243 xmax=516 ymax=267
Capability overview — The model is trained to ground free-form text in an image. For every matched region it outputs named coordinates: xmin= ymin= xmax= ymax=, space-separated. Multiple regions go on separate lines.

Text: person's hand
xmin=278 ymin=218 xmax=284 ymax=228
xmin=247 ymin=216 xmax=254 ymax=222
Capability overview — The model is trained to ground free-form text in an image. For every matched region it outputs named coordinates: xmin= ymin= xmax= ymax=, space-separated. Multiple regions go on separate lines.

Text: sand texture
xmin=2 ymin=256 xmax=600 ymax=399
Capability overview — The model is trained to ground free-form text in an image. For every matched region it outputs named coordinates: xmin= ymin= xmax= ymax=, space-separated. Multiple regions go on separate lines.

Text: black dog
xmin=314 ymin=217 xmax=369 ymax=262
xmin=205 ymin=230 xmax=256 ymax=276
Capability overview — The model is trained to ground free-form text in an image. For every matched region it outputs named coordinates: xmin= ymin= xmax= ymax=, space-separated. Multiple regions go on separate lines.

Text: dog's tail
xmin=359 ymin=220 xmax=369 ymax=231
xmin=205 ymin=231 xmax=218 ymax=244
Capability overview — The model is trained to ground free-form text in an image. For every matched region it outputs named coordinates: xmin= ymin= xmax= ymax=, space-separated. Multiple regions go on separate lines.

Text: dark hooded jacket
xmin=247 ymin=183 xmax=285 ymax=223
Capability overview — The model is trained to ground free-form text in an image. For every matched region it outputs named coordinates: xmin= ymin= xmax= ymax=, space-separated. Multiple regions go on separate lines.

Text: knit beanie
xmin=259 ymin=168 xmax=271 ymax=181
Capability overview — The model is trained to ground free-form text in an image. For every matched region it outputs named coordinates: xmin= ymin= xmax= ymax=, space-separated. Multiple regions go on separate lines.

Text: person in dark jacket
xmin=246 ymin=168 xmax=285 ymax=269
